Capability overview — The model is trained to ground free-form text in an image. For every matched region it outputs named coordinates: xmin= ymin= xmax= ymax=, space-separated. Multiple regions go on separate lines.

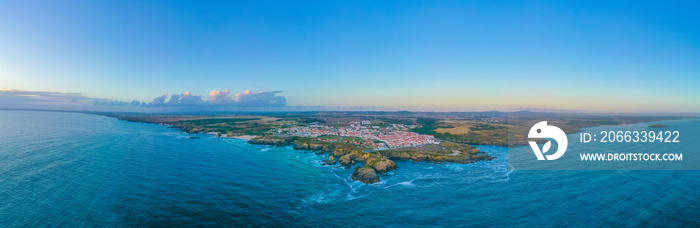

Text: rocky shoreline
xmin=250 ymin=135 xmax=399 ymax=184
xmin=249 ymin=135 xmax=492 ymax=184
xmin=108 ymin=114 xmax=494 ymax=184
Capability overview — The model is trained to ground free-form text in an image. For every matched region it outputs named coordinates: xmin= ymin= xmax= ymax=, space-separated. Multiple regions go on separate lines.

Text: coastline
xmin=3 ymin=110 xmax=697 ymax=227
xmin=94 ymin=112 xmax=692 ymax=183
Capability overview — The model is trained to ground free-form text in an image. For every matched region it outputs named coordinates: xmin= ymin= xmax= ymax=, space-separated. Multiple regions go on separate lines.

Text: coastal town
xmin=277 ymin=120 xmax=439 ymax=150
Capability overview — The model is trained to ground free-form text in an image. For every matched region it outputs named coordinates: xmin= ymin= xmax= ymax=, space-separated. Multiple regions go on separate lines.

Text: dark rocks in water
xmin=351 ymin=166 xmax=380 ymax=184
xmin=367 ymin=158 xmax=397 ymax=174
xmin=322 ymin=155 xmax=337 ymax=165
xmin=649 ymin=124 xmax=668 ymax=128
xmin=188 ymin=136 xmax=200 ymax=139
xmin=339 ymin=154 xmax=355 ymax=167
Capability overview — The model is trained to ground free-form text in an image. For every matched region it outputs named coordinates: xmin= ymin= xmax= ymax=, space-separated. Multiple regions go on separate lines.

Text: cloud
xmin=0 ymin=89 xmax=287 ymax=112
xmin=208 ymin=90 xmax=232 ymax=103
xmin=235 ymin=90 xmax=286 ymax=107
xmin=0 ymin=89 xmax=98 ymax=108
xmin=143 ymin=90 xmax=286 ymax=107
xmin=92 ymin=100 xmax=142 ymax=106
xmin=1 ymin=89 xmax=84 ymax=102
xmin=149 ymin=93 xmax=168 ymax=106
xmin=179 ymin=92 xmax=204 ymax=105
xmin=144 ymin=91 xmax=205 ymax=107
xmin=0 ymin=89 xmax=151 ymax=112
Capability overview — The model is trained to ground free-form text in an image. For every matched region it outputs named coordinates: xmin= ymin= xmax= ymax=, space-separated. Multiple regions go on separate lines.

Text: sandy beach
xmin=229 ymin=135 xmax=256 ymax=140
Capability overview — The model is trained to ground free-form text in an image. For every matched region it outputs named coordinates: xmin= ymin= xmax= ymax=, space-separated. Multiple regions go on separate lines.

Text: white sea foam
xmin=346 ymin=192 xmax=373 ymax=201
xmin=382 ymin=180 xmax=415 ymax=189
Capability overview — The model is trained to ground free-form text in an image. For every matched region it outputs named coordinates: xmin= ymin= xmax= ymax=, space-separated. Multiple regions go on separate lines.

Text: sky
xmin=1 ymin=0 xmax=699 ymax=113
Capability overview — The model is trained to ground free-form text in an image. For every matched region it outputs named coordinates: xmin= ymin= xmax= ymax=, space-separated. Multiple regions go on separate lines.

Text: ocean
xmin=0 ymin=110 xmax=698 ymax=227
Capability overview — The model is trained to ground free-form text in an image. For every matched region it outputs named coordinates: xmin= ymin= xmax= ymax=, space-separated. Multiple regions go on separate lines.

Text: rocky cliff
xmin=248 ymin=135 xmax=296 ymax=146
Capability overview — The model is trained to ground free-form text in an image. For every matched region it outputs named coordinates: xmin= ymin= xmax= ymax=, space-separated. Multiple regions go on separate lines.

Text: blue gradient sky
xmin=1 ymin=1 xmax=699 ymax=112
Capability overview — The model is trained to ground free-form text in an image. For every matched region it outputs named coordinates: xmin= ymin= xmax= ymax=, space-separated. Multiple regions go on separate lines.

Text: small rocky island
xmin=648 ymin=124 xmax=668 ymax=128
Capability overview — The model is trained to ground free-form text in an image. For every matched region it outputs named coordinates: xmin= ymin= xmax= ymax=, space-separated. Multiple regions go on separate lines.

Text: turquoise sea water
xmin=0 ymin=110 xmax=698 ymax=227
